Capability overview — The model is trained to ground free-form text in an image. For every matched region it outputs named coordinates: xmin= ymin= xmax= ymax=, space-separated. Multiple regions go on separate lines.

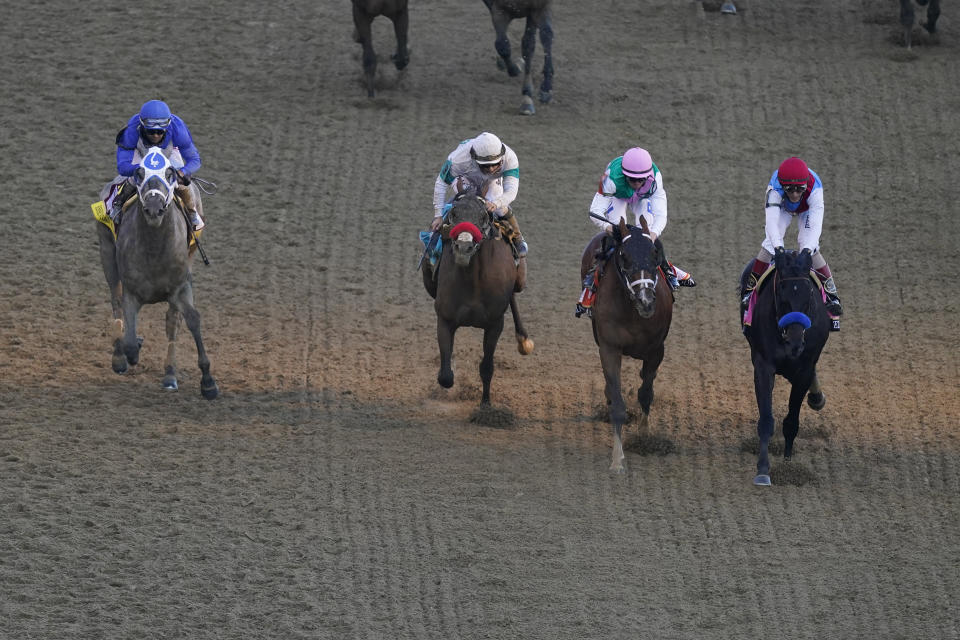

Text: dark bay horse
xmin=96 ymin=147 xmax=218 ymax=399
xmin=352 ymin=0 xmax=410 ymax=98
xmin=422 ymin=194 xmax=533 ymax=405
xmin=581 ymin=217 xmax=672 ymax=472
xmin=739 ymin=248 xmax=830 ymax=486
xmin=481 ymin=0 xmax=554 ymax=115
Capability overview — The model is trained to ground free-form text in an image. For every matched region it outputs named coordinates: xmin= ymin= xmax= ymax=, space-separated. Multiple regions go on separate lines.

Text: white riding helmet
xmin=470 ymin=132 xmax=505 ymax=165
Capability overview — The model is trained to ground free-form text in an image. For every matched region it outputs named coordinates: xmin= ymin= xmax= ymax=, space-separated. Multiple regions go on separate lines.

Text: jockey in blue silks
xmin=109 ymin=99 xmax=204 ymax=230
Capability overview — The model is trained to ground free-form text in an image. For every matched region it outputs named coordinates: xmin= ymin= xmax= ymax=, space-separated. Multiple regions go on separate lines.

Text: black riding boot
xmin=110 ymin=181 xmax=135 ymax=224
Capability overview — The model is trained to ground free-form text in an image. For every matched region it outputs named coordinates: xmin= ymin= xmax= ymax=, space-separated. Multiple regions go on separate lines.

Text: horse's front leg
xmin=437 ymin=317 xmax=456 ymax=390
xmin=537 ymin=13 xmax=554 ymax=103
xmin=752 ymin=354 xmax=776 ymax=485
xmin=599 ymin=343 xmax=627 ymax=473
xmin=176 ymin=292 xmax=218 ymax=400
xmin=390 ymin=10 xmax=410 ymax=70
xmin=479 ymin=316 xmax=505 ymax=405
xmin=783 ymin=373 xmax=814 ymax=460
xmin=637 ymin=342 xmax=665 ymax=431
xmin=162 ymin=305 xmax=180 ymax=391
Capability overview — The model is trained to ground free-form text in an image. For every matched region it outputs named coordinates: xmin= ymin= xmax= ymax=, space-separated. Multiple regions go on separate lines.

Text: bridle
xmin=614 ymin=229 xmax=659 ymax=307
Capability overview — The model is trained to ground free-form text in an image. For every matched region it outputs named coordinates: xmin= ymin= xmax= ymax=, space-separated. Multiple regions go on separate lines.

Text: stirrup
xmin=575 ymin=303 xmax=592 ymax=318
xmin=678 ymin=275 xmax=696 ymax=287
xmin=666 ymin=274 xmax=679 ymax=291
xmin=189 ymin=212 xmax=205 ymax=231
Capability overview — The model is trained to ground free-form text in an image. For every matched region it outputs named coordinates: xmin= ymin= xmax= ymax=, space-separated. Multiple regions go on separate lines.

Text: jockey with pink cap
xmin=739 ymin=156 xmax=842 ymax=319
xmin=576 ymin=147 xmax=695 ymax=317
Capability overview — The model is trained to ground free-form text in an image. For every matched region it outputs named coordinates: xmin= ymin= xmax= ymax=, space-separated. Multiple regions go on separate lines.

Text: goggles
xmin=782 ymin=184 xmax=807 ymax=194
xmin=140 ymin=116 xmax=171 ymax=130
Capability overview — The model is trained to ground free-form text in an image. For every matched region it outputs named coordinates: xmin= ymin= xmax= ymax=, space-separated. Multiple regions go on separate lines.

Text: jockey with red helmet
xmin=576 ymin=147 xmax=695 ymax=317
xmin=740 ymin=156 xmax=842 ymax=317
xmin=107 ymin=99 xmax=204 ymax=231
xmin=428 ymin=132 xmax=527 ymax=259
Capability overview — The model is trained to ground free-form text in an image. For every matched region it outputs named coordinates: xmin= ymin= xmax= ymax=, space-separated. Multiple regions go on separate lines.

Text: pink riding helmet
xmin=621 ymin=147 xmax=654 ymax=179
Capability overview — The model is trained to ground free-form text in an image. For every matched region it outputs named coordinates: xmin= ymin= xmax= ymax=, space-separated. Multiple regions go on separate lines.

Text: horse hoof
xmin=517 ymin=337 xmax=534 ymax=355
xmin=162 ymin=377 xmax=179 ymax=391
xmin=753 ymin=474 xmax=772 ymax=486
xmin=610 ymin=461 xmax=626 ymax=474
xmin=112 ymin=360 xmax=128 ymax=375
xmin=539 ymin=90 xmax=552 ymax=104
xmin=507 ymin=62 xmax=522 ymax=77
xmin=520 ymin=96 xmax=535 ymax=116
xmin=807 ymin=391 xmax=826 ymax=411
xmin=438 ymin=371 xmax=454 ymax=389
xmin=201 ymin=382 xmax=219 ymax=400
xmin=137 ymin=336 xmax=144 ymax=348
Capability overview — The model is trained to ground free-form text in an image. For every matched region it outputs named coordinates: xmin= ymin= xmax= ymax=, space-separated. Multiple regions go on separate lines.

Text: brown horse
xmin=352 ymin=0 xmax=410 ymax=98
xmin=481 ymin=0 xmax=554 ymax=115
xmin=422 ymin=194 xmax=533 ymax=405
xmin=581 ymin=217 xmax=672 ymax=472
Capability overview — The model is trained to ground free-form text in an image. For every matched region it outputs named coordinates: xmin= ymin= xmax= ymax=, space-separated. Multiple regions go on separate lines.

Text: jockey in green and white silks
xmin=429 ymin=132 xmax=527 ymax=257
xmin=577 ymin=147 xmax=695 ymax=317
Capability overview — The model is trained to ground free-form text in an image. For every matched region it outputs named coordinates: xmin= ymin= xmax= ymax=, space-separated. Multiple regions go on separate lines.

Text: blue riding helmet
xmin=139 ymin=99 xmax=172 ymax=131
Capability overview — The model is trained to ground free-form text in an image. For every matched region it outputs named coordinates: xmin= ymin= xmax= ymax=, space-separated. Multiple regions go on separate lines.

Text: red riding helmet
xmin=777 ymin=157 xmax=810 ymax=185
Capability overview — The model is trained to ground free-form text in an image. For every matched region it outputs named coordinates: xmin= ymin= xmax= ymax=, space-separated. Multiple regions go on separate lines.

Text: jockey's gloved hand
xmin=177 ymin=170 xmax=192 ymax=186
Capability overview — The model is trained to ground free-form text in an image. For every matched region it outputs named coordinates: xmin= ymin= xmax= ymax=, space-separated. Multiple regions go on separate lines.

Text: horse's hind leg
xmin=178 ymin=299 xmax=218 ymax=400
xmin=509 ymin=295 xmax=534 ymax=355
xmin=353 ymin=9 xmax=377 ymax=97
xmin=479 ymin=317 xmax=505 ymax=405
xmin=114 ymin=295 xmax=143 ymax=373
xmin=491 ymin=12 xmax=522 ymax=76
xmin=783 ymin=375 xmax=814 ymax=460
xmin=390 ymin=9 xmax=409 ymax=70
xmin=899 ymin=0 xmax=915 ymax=47
xmin=807 ymin=370 xmax=826 ymax=411
xmin=637 ymin=343 xmax=665 ymax=431
xmin=518 ymin=18 xmax=538 ymax=115
xmin=162 ymin=306 xmax=180 ymax=391
xmin=97 ymin=224 xmax=124 ymax=340
xmin=537 ymin=12 xmax=554 ymax=104
xmin=599 ymin=344 xmax=627 ymax=473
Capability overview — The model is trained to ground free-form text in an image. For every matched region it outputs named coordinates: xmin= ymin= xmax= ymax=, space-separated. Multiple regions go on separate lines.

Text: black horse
xmin=351 ymin=0 xmax=410 ymax=98
xmin=422 ymin=194 xmax=533 ymax=405
xmin=481 ymin=0 xmax=554 ymax=115
xmin=740 ymin=248 xmax=830 ymax=486
xmin=582 ymin=218 xmax=672 ymax=472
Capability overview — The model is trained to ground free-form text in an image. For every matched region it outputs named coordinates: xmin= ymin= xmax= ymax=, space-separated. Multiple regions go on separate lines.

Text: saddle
xmin=91 ymin=189 xmax=201 ymax=247
xmin=742 ymin=266 xmax=838 ymax=330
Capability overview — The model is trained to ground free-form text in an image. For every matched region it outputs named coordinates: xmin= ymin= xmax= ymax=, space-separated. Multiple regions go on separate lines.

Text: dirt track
xmin=2 ymin=1 xmax=959 ymax=638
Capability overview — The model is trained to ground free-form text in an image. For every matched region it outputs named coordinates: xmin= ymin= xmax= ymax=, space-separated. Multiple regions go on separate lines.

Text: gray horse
xmin=900 ymin=0 xmax=940 ymax=47
xmin=96 ymin=148 xmax=218 ymax=399
xmin=481 ymin=0 xmax=554 ymax=115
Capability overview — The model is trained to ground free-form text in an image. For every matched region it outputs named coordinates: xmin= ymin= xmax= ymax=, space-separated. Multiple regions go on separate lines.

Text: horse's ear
xmin=638 ymin=216 xmax=650 ymax=234
xmin=618 ymin=218 xmax=628 ymax=240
